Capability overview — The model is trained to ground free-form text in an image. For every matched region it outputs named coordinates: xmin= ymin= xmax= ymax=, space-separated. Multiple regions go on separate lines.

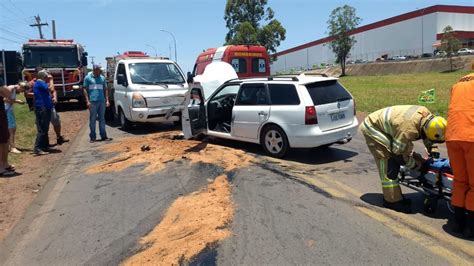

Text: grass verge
xmin=339 ymin=70 xmax=471 ymax=117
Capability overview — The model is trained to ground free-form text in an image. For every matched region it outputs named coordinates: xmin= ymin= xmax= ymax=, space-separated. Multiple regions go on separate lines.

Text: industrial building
xmin=271 ymin=5 xmax=474 ymax=73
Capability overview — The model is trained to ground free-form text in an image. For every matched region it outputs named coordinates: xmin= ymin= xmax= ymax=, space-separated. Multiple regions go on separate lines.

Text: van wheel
xmin=119 ymin=108 xmax=132 ymax=130
xmin=260 ymin=125 xmax=289 ymax=158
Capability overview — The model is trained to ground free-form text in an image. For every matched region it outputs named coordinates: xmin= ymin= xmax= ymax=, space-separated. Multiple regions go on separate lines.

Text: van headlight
xmin=132 ymin=93 xmax=147 ymax=108
xmin=72 ymin=85 xmax=80 ymax=90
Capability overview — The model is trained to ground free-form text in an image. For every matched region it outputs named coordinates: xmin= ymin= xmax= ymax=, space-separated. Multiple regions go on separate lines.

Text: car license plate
xmin=330 ymin=112 xmax=345 ymax=122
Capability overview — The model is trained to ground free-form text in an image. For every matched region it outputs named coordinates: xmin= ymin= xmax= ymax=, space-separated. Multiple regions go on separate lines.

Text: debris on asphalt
xmin=122 ymin=175 xmax=234 ymax=265
xmin=172 ymin=134 xmax=184 ymax=140
xmin=87 ymin=131 xmax=254 ymax=174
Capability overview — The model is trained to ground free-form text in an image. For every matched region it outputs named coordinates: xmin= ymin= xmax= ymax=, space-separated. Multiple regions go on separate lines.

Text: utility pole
xmin=52 ymin=20 xmax=56 ymax=39
xmin=30 ymin=15 xmax=48 ymax=39
xmin=90 ymin=56 xmax=95 ymax=66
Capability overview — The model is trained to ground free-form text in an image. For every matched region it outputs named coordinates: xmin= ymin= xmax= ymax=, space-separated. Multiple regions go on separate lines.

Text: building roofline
xmin=274 ymin=5 xmax=474 ymax=57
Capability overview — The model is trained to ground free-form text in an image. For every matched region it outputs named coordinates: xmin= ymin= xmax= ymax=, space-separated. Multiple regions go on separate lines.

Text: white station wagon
xmin=182 ymin=65 xmax=359 ymax=158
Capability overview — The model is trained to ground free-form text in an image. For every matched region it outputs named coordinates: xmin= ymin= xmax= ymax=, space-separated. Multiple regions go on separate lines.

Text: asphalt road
xmin=1 ymin=121 xmax=473 ymax=265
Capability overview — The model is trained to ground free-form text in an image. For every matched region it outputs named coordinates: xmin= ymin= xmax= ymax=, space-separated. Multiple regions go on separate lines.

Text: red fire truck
xmin=22 ymin=39 xmax=88 ymax=103
xmin=192 ymin=45 xmax=270 ymax=78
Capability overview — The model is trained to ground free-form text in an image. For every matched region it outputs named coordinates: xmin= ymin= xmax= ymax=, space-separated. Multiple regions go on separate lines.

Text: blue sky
xmin=0 ymin=0 xmax=472 ymax=72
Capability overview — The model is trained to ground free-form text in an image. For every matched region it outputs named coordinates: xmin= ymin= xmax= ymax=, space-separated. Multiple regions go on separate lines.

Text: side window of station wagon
xmin=235 ymin=83 xmax=269 ymax=106
xmin=268 ymin=84 xmax=300 ymax=105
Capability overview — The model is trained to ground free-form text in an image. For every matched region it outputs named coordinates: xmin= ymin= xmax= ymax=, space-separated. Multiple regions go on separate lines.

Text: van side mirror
xmin=82 ymin=55 xmax=88 ymax=67
xmin=117 ymin=74 xmax=126 ymax=86
xmin=187 ymin=72 xmax=194 ymax=83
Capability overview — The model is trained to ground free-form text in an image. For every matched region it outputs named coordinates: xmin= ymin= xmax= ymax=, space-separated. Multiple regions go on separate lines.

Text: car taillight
xmin=305 ymin=106 xmax=318 ymax=125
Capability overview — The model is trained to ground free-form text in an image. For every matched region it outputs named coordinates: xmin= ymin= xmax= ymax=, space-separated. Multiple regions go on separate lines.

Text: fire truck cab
xmin=22 ymin=39 xmax=88 ymax=103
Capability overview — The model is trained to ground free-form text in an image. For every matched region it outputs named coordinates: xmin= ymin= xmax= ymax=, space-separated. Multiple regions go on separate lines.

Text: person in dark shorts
xmin=0 ymin=83 xmax=16 ymax=176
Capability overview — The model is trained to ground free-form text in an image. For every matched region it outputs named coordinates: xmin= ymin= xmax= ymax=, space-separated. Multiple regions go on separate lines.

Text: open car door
xmin=182 ymin=87 xmax=207 ymax=139
xmin=194 ymin=61 xmax=238 ymax=100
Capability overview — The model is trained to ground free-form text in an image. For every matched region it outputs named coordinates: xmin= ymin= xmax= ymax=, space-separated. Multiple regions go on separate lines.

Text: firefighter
xmin=446 ymin=73 xmax=474 ymax=239
xmin=360 ymin=105 xmax=447 ymax=213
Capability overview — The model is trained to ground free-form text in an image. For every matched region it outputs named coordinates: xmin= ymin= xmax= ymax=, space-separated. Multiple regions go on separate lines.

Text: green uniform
xmin=360 ymin=105 xmax=432 ymax=202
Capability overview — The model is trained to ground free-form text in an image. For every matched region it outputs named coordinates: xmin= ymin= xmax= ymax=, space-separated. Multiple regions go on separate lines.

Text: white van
xmin=113 ymin=58 xmax=188 ymax=129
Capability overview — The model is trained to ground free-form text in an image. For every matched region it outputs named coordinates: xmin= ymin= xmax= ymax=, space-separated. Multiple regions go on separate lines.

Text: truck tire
xmin=78 ymin=96 xmax=88 ymax=110
xmin=105 ymin=104 xmax=115 ymax=122
xmin=119 ymin=108 xmax=132 ymax=130
xmin=260 ymin=125 xmax=289 ymax=158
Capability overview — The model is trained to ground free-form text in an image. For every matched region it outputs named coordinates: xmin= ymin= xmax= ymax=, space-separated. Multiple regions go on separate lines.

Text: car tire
xmin=260 ymin=125 xmax=289 ymax=158
xmin=119 ymin=108 xmax=132 ymax=130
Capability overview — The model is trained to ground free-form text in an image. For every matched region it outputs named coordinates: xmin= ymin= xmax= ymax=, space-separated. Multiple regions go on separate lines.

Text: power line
xmin=0 ymin=16 xmax=34 ymax=25
xmin=0 ymin=2 xmax=29 ymax=23
xmin=0 ymin=36 xmax=22 ymax=44
xmin=8 ymin=0 xmax=27 ymax=17
xmin=0 ymin=27 xmax=32 ymax=40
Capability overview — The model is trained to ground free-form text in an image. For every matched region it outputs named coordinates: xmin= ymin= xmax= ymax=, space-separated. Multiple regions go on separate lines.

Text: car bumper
xmin=130 ymin=106 xmax=183 ymax=122
xmin=287 ymin=118 xmax=359 ymax=148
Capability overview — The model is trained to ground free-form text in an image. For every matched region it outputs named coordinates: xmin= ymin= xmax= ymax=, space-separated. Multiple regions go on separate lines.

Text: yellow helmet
xmin=423 ymin=116 xmax=447 ymax=143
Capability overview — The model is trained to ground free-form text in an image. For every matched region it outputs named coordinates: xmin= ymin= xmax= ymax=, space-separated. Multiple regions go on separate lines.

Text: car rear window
xmin=268 ymin=84 xmax=300 ymax=105
xmin=305 ymin=80 xmax=352 ymax=106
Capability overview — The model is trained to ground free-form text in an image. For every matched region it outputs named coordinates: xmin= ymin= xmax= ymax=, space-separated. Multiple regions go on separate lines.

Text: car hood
xmin=193 ymin=62 xmax=238 ymax=100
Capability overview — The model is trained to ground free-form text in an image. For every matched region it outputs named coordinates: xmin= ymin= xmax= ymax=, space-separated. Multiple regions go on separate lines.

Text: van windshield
xmin=305 ymin=80 xmax=352 ymax=106
xmin=128 ymin=63 xmax=185 ymax=85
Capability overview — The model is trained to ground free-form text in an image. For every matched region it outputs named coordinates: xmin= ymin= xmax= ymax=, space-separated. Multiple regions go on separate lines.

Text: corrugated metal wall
xmin=271 ymin=12 xmax=474 ymax=74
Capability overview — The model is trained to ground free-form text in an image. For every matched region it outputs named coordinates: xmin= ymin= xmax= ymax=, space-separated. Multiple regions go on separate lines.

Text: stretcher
xmin=399 ymin=158 xmax=454 ymax=214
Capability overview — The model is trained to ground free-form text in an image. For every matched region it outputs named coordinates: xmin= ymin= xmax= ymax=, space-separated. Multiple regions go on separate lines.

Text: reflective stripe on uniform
xmin=382 ymin=108 xmax=407 ymax=153
xmin=383 ymin=107 xmax=393 ymax=136
xmin=363 ymin=120 xmax=391 ymax=149
xmin=382 ymin=180 xmax=400 ymax=188
xmin=378 ymin=159 xmax=386 ymax=182
xmin=378 ymin=159 xmax=400 ymax=188
xmin=391 ymin=139 xmax=407 ymax=154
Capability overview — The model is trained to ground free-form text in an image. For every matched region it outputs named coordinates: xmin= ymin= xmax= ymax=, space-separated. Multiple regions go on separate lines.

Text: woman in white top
xmin=4 ymin=82 xmax=29 ymax=153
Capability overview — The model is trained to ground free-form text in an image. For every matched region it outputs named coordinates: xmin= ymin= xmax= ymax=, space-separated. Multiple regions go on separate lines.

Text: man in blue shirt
xmin=83 ymin=65 xmax=112 ymax=142
xmin=33 ymin=70 xmax=53 ymax=155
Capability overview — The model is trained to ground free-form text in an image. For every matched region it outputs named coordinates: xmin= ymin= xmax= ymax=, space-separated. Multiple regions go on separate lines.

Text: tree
xmin=224 ymin=0 xmax=286 ymax=54
xmin=440 ymin=25 xmax=461 ymax=72
xmin=326 ymin=5 xmax=361 ymax=76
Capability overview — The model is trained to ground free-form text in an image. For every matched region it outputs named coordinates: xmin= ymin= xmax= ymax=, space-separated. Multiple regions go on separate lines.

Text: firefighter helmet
xmin=423 ymin=116 xmax=447 ymax=143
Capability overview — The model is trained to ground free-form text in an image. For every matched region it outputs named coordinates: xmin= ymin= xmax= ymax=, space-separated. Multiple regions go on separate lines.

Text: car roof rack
xmin=267 ymin=75 xmax=299 ymax=81
xmin=301 ymin=73 xmax=328 ymax=77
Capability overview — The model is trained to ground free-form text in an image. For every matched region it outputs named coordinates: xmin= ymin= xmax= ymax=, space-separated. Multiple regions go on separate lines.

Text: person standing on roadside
xmin=446 ymin=73 xmax=474 ymax=239
xmin=33 ymin=70 xmax=53 ymax=155
xmin=0 ymin=82 xmax=17 ymax=176
xmin=83 ymin=64 xmax=112 ymax=143
xmin=45 ymin=71 xmax=69 ymax=146
xmin=30 ymin=68 xmax=69 ymax=146
xmin=4 ymin=82 xmax=29 ymax=154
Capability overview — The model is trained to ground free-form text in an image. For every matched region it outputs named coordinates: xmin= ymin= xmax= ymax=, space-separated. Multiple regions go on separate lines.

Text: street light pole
xmin=146 ymin=44 xmax=157 ymax=57
xmin=160 ymin=29 xmax=177 ymax=63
